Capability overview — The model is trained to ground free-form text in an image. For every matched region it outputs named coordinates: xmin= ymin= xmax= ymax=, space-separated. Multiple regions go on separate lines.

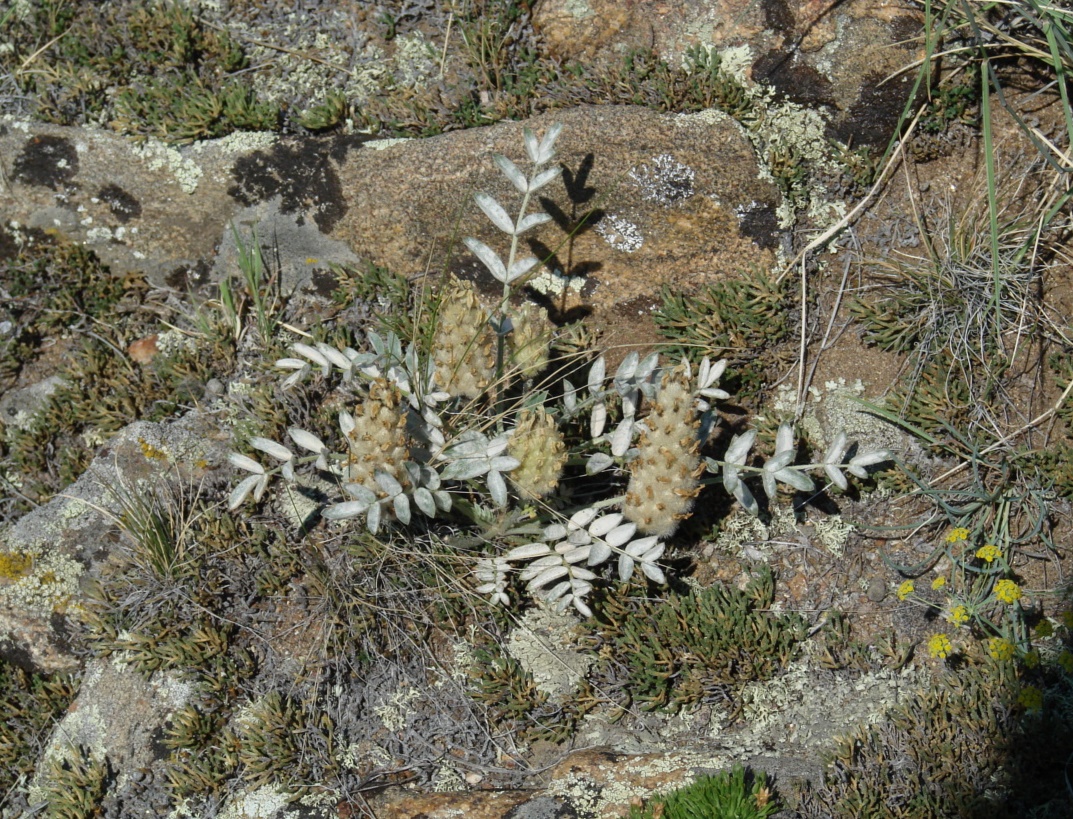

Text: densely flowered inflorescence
xmin=227 ymin=123 xmax=891 ymax=616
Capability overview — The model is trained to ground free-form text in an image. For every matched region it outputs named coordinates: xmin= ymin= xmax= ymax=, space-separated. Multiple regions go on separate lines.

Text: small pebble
xmin=866 ymin=576 xmax=887 ymax=602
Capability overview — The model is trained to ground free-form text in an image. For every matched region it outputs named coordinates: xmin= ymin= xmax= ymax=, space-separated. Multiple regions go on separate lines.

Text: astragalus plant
xmin=228 ymin=123 xmax=890 ymax=616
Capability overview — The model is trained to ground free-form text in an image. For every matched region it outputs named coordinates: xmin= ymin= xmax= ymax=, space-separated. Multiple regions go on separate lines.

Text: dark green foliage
xmin=653 ymin=268 xmax=793 ymax=397
xmin=0 ymin=0 xmax=273 ymax=142
xmin=814 ymin=611 xmax=913 ymax=673
xmin=0 ymin=659 xmax=80 ymax=798
xmin=0 ymin=235 xmax=235 ymax=514
xmin=626 ymin=765 xmax=778 ymax=819
xmin=297 ymin=91 xmax=349 ymax=132
xmin=38 ymin=745 xmax=110 ymax=819
xmin=796 ymin=652 xmax=1073 ymax=818
xmin=920 ymin=62 xmax=981 ymax=135
xmin=586 ymin=569 xmax=807 ymax=711
xmin=468 ymin=643 xmax=598 ymax=743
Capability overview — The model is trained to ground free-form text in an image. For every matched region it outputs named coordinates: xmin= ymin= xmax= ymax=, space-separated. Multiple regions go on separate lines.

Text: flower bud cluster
xmin=508 ymin=408 xmax=567 ymax=499
xmin=432 ymin=278 xmax=495 ymax=399
xmin=342 ymin=377 xmax=412 ymax=494
xmin=507 ymin=303 xmax=552 ymax=379
xmin=623 ymin=369 xmax=703 ymax=537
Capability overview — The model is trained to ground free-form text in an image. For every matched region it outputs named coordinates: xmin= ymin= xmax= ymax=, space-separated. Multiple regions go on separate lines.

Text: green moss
xmin=626 ymin=765 xmax=778 ymax=819
xmin=34 ymin=744 xmax=109 ymax=819
xmin=653 ymin=267 xmax=794 ymax=398
xmin=1 ymin=0 xmax=273 ymax=142
xmin=0 ymin=658 xmax=80 ymax=797
xmin=585 ymin=569 xmax=808 ymax=712
xmin=797 ymin=651 xmax=1073 ymax=817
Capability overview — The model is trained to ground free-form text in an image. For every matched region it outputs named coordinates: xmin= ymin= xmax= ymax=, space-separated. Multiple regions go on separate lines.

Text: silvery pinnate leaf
xmin=588 ymin=539 xmax=612 ymax=566
xmin=525 ymin=122 xmax=562 ymax=164
xmin=515 ymin=212 xmax=551 ymax=235
xmin=344 ymin=483 xmax=378 ymax=505
xmin=322 ymin=499 xmax=370 ymax=520
xmin=413 ymin=487 xmax=436 ymax=517
xmin=568 ymin=507 xmax=600 ymax=531
xmin=542 ymin=523 xmax=568 ymax=542
xmin=563 ymin=379 xmax=577 ymax=412
xmin=588 ymin=357 xmax=606 ymax=393
xmin=642 ymin=562 xmax=666 ymax=584
xmin=291 ymin=342 xmax=330 ymax=375
xmin=339 ymin=410 xmax=355 ymax=436
xmin=433 ymin=490 xmax=452 ymax=513
xmin=229 ymin=474 xmax=265 ymax=510
xmin=611 ymin=417 xmax=634 ymax=456
xmin=616 ymin=351 xmax=640 ymax=383
xmin=366 ymin=502 xmax=382 ymax=534
xmin=847 ymin=450 xmax=891 ymax=478
xmin=605 ymin=522 xmax=638 ymax=548
xmin=375 ymin=471 xmax=403 ymax=497
xmin=774 ymin=467 xmax=815 ymax=493
xmin=775 ymin=423 xmax=795 ymax=456
xmin=762 ymin=450 xmax=795 ymax=499
xmin=441 ymin=457 xmax=492 ymax=482
xmin=229 ymin=453 xmax=265 ymax=475
xmin=289 ymin=428 xmax=326 ymax=454
xmin=590 ymin=400 xmax=607 ymax=439
xmin=528 ymin=166 xmax=561 ymax=193
xmin=394 ymin=493 xmax=411 ymax=524
xmin=251 ymin=438 xmax=293 ymax=463
xmin=545 ymin=581 xmax=571 ymax=609
xmin=490 ymin=455 xmax=520 ymax=473
xmin=824 ymin=431 xmax=849 ymax=466
xmin=567 ymin=528 xmax=590 ymax=547
xmin=571 ymin=594 xmax=593 ymax=618
xmin=506 ymin=256 xmax=539 ymax=283
xmin=726 ymin=430 xmax=756 ymax=466
xmin=824 ymin=464 xmax=848 ymax=491
xmin=494 ymin=154 xmax=528 ymax=192
xmin=281 ymin=460 xmax=295 ymax=482
xmin=586 ymin=452 xmax=613 ymax=475
xmin=507 ymin=542 xmax=553 ymax=561
xmin=487 ymin=468 xmax=508 ymax=507
xmin=276 ymin=357 xmax=307 ymax=372
xmin=475 ymin=192 xmax=514 ymax=235
xmin=722 ymin=463 xmax=739 ymax=494
xmin=463 ymin=236 xmax=507 ymax=282
xmin=824 ymin=463 xmax=841 ymax=489
xmin=563 ymin=545 xmax=592 ymax=565
xmin=732 ymin=478 xmax=759 ymax=515
xmin=589 ymin=513 xmax=624 ymax=538
xmin=526 ymin=565 xmax=570 ymax=591
xmin=276 ymin=358 xmax=311 ymax=388
xmin=316 ymin=343 xmax=352 ymax=372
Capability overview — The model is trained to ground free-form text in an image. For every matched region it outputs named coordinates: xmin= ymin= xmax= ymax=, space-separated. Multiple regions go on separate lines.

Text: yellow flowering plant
xmin=889 ymin=525 xmax=1032 ymax=662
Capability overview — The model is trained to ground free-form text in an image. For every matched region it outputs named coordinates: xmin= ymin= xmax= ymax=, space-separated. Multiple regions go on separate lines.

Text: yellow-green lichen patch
xmin=0 ymin=541 xmax=83 ymax=615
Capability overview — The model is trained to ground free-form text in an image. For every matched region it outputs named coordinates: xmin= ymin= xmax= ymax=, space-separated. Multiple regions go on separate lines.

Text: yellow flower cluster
xmin=945 ymin=527 xmax=970 ymax=543
xmin=1017 ymin=685 xmax=1044 ymax=712
xmin=928 ymin=633 xmax=953 ymax=659
xmin=931 ymin=575 xmax=947 ymax=590
xmin=1058 ymin=649 xmax=1073 ymax=675
xmin=1036 ymin=619 xmax=1054 ymax=638
xmin=987 ymin=637 xmax=1015 ymax=661
xmin=947 ymin=605 xmax=970 ymax=626
xmin=994 ymin=579 xmax=1022 ymax=604
xmin=975 ymin=544 xmax=1001 ymax=563
xmin=896 ymin=580 xmax=914 ymax=601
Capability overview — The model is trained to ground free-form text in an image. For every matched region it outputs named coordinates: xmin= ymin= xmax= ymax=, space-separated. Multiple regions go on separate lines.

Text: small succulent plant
xmin=227 ymin=123 xmax=891 ymax=616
